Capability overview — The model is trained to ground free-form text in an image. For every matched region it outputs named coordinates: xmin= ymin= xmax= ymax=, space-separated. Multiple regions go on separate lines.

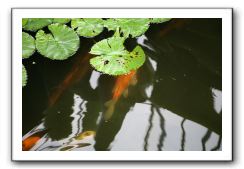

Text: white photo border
xmin=12 ymin=8 xmax=232 ymax=161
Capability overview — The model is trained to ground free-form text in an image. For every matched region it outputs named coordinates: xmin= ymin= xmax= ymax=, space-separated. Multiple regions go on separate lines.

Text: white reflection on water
xmin=110 ymin=102 xmax=221 ymax=151
xmin=211 ymin=88 xmax=222 ymax=114
xmin=89 ymin=71 xmax=101 ymax=90
xmin=137 ymin=35 xmax=155 ymax=51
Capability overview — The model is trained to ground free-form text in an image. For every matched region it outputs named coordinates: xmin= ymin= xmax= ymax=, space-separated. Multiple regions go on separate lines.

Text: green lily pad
xmin=23 ymin=18 xmax=53 ymax=32
xmin=150 ymin=18 xmax=172 ymax=24
xmin=71 ymin=18 xmax=104 ymax=37
xmin=22 ymin=32 xmax=35 ymax=59
xmin=22 ymin=64 xmax=27 ymax=87
xmin=127 ymin=46 xmax=146 ymax=70
xmin=53 ymin=18 xmax=71 ymax=24
xmin=104 ymin=18 xmax=150 ymax=38
xmin=89 ymin=37 xmax=145 ymax=75
xmin=22 ymin=19 xmax=28 ymax=27
xmin=35 ymin=23 xmax=80 ymax=60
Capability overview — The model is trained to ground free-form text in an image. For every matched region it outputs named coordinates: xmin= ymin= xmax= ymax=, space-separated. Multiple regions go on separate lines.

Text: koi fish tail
xmin=104 ymin=99 xmax=117 ymax=121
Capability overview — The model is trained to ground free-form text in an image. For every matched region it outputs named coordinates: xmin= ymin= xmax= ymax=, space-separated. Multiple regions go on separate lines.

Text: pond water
xmin=22 ymin=18 xmax=222 ymax=151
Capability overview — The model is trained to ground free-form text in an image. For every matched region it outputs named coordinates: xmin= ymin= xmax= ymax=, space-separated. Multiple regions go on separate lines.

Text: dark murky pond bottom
xmin=22 ymin=18 xmax=222 ymax=151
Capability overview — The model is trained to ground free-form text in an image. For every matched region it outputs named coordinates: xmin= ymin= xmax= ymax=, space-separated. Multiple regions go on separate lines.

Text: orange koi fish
xmin=22 ymin=130 xmax=47 ymax=151
xmin=104 ymin=70 xmax=138 ymax=121
xmin=48 ymin=53 xmax=91 ymax=106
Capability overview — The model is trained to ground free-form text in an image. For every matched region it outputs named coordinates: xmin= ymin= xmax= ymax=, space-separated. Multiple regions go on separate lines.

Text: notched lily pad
xmin=104 ymin=18 xmax=150 ymax=38
xmin=71 ymin=18 xmax=104 ymax=37
xmin=23 ymin=18 xmax=53 ymax=32
xmin=35 ymin=23 xmax=80 ymax=60
xmin=22 ymin=64 xmax=27 ymax=87
xmin=150 ymin=18 xmax=172 ymax=24
xmin=22 ymin=32 xmax=35 ymax=59
xmin=53 ymin=18 xmax=71 ymax=24
xmin=89 ymin=37 xmax=145 ymax=75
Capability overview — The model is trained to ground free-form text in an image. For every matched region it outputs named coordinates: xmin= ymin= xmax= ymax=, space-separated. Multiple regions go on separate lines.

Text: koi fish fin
xmin=123 ymin=89 xmax=129 ymax=98
xmin=104 ymin=100 xmax=116 ymax=121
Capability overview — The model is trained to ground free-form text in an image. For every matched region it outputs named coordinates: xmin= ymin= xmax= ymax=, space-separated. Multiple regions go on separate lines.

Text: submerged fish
xmin=48 ymin=53 xmax=91 ymax=106
xmin=104 ymin=70 xmax=138 ymax=121
xmin=22 ymin=130 xmax=47 ymax=151
xmin=74 ymin=130 xmax=96 ymax=140
xmin=59 ymin=143 xmax=91 ymax=151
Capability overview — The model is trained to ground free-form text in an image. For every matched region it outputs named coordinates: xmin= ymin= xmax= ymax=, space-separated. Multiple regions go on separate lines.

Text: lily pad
xmin=90 ymin=37 xmax=145 ymax=75
xmin=53 ymin=18 xmax=71 ymax=24
xmin=35 ymin=23 xmax=80 ymax=60
xmin=22 ymin=64 xmax=27 ymax=87
xmin=23 ymin=18 xmax=53 ymax=32
xmin=127 ymin=46 xmax=146 ymax=70
xmin=104 ymin=18 xmax=150 ymax=38
xmin=22 ymin=32 xmax=35 ymax=59
xmin=150 ymin=18 xmax=172 ymax=24
xmin=71 ymin=18 xmax=104 ymax=37
xmin=22 ymin=19 xmax=28 ymax=27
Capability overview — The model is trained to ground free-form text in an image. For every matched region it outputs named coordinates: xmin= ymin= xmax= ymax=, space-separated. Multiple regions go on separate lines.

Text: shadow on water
xmin=22 ymin=18 xmax=222 ymax=151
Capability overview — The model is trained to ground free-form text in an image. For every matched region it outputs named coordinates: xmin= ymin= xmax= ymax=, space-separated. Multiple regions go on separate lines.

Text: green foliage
xmin=35 ymin=23 xmax=80 ymax=60
xmin=150 ymin=18 xmax=172 ymax=23
xmin=22 ymin=19 xmax=28 ymax=27
xmin=22 ymin=64 xmax=27 ymax=87
xmin=22 ymin=18 xmax=172 ymax=86
xmin=53 ymin=18 xmax=71 ymax=24
xmin=71 ymin=18 xmax=104 ymax=37
xmin=23 ymin=18 xmax=53 ymax=31
xmin=89 ymin=37 xmax=145 ymax=75
xmin=104 ymin=18 xmax=150 ymax=38
xmin=22 ymin=32 xmax=35 ymax=59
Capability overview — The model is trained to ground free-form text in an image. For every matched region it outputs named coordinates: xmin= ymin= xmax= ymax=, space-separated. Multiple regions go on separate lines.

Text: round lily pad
xmin=23 ymin=18 xmax=53 ymax=32
xmin=150 ymin=18 xmax=172 ymax=24
xmin=90 ymin=37 xmax=127 ymax=56
xmin=35 ymin=23 xmax=80 ymax=60
xmin=22 ymin=64 xmax=27 ymax=87
xmin=127 ymin=46 xmax=146 ymax=70
xmin=104 ymin=18 xmax=150 ymax=38
xmin=22 ymin=32 xmax=35 ymax=59
xmin=53 ymin=18 xmax=71 ymax=24
xmin=22 ymin=19 xmax=28 ymax=27
xmin=90 ymin=37 xmax=146 ymax=75
xmin=71 ymin=18 xmax=104 ymax=37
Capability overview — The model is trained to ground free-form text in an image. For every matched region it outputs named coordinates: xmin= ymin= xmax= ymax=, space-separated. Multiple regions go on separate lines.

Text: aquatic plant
xmin=22 ymin=18 xmax=171 ymax=86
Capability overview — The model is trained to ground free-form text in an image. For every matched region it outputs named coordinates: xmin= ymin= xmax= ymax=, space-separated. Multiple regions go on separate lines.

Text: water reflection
xmin=180 ymin=119 xmax=186 ymax=151
xmin=22 ymin=18 xmax=222 ymax=151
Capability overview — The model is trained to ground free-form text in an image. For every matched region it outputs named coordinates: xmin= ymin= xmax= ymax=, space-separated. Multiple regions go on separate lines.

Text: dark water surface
xmin=22 ymin=18 xmax=222 ymax=151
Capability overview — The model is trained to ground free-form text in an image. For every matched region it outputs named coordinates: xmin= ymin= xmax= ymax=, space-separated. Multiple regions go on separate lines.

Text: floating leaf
xmin=23 ymin=18 xmax=53 ymax=32
xmin=127 ymin=46 xmax=146 ymax=70
xmin=53 ymin=18 xmax=71 ymax=24
xmin=22 ymin=19 xmax=28 ymax=27
xmin=35 ymin=23 xmax=80 ymax=60
xmin=90 ymin=37 xmax=145 ymax=75
xmin=104 ymin=18 xmax=150 ymax=38
xmin=150 ymin=18 xmax=172 ymax=24
xmin=71 ymin=18 xmax=104 ymax=37
xmin=90 ymin=37 xmax=127 ymax=56
xmin=22 ymin=32 xmax=35 ymax=59
xmin=22 ymin=64 xmax=27 ymax=87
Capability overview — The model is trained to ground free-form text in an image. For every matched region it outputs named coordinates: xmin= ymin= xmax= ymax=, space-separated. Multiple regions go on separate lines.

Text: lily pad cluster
xmin=22 ymin=18 xmax=171 ymax=86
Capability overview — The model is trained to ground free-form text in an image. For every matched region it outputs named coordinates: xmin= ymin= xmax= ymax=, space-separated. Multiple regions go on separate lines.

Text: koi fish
xmin=104 ymin=70 xmax=138 ymax=121
xmin=22 ymin=130 xmax=47 ymax=151
xmin=48 ymin=53 xmax=91 ymax=106
xmin=74 ymin=130 xmax=96 ymax=140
